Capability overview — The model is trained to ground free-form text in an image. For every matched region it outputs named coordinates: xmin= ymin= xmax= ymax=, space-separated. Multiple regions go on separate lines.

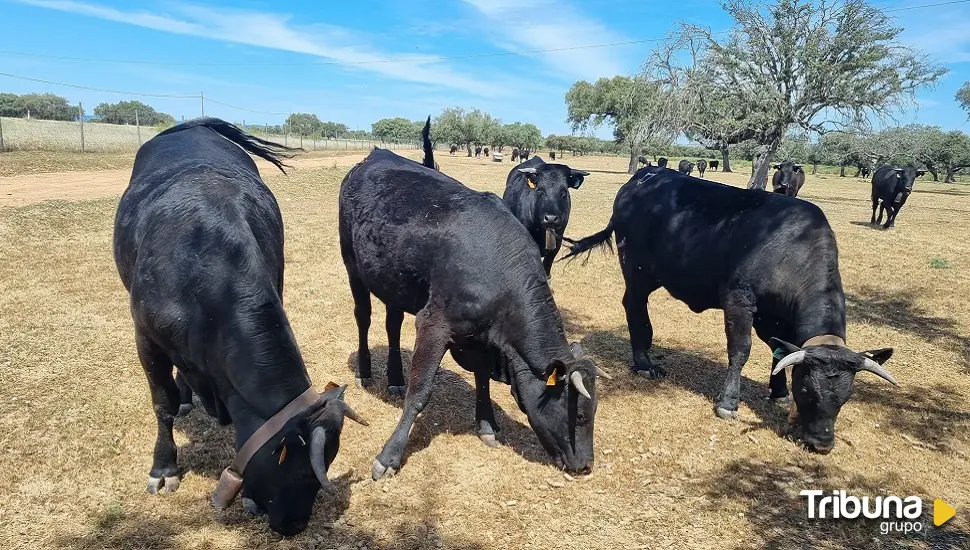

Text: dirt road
xmin=0 ymin=151 xmax=387 ymax=207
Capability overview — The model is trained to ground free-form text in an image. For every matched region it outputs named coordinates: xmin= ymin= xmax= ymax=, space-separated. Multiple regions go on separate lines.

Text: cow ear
xmin=772 ymin=164 xmax=780 ymax=169
xmin=768 ymin=337 xmax=801 ymax=358
xmin=543 ymin=359 xmax=568 ymax=386
xmin=861 ymin=348 xmax=893 ymax=365
xmin=568 ymin=170 xmax=587 ymax=189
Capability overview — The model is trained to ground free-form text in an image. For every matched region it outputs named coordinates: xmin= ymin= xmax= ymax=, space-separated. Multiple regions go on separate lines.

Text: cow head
xmin=240 ymin=385 xmax=367 ymax=536
xmin=518 ymin=164 xmax=589 ymax=233
xmin=772 ymin=161 xmax=803 ymax=194
xmin=657 ymin=157 xmax=668 ymax=168
xmin=769 ymin=338 xmax=897 ymax=454
xmin=520 ymin=343 xmax=602 ymax=473
xmin=892 ymin=166 xmax=926 ymax=200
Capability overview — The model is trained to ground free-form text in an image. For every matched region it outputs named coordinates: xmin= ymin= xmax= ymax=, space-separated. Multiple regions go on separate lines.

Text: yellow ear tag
xmin=527 ymin=179 xmax=536 ymax=189
xmin=278 ymin=445 xmax=288 ymax=465
xmin=324 ymin=381 xmax=340 ymax=391
xmin=546 ymin=368 xmax=558 ymax=386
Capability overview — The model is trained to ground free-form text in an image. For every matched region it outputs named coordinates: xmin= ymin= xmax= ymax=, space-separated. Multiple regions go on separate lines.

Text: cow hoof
xmin=177 ymin=403 xmax=194 ymax=416
xmin=387 ymin=385 xmax=406 ymax=397
xmin=479 ymin=433 xmax=499 ymax=448
xmin=355 ymin=377 xmax=372 ymax=389
xmin=371 ymin=459 xmax=397 ymax=480
xmin=715 ymin=407 xmax=739 ymax=421
xmin=147 ymin=475 xmax=180 ymax=494
xmin=632 ymin=366 xmax=666 ymax=379
xmin=241 ymin=498 xmax=266 ymax=516
xmin=769 ymin=395 xmax=791 ymax=405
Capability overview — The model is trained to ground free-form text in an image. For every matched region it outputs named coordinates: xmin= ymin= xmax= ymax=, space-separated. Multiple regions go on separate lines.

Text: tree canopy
xmin=93 ymin=100 xmax=175 ymax=126
xmin=434 ymin=107 xmax=501 ymax=155
xmin=957 ymin=82 xmax=970 ymax=118
xmin=0 ymin=93 xmax=75 ymax=120
xmin=371 ymin=117 xmax=420 ymax=143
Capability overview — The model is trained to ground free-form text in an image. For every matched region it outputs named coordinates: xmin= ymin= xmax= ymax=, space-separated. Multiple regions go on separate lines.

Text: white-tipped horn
xmin=596 ymin=366 xmax=613 ymax=380
xmin=342 ymin=403 xmax=369 ymax=426
xmin=309 ymin=426 xmax=334 ymax=492
xmin=860 ymin=358 xmax=900 ymax=387
xmin=771 ymin=351 xmax=807 ymax=375
xmin=569 ymin=371 xmax=591 ymax=399
xmin=518 ymin=167 xmax=537 ymax=174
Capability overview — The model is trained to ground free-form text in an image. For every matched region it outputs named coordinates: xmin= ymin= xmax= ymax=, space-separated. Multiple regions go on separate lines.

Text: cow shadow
xmin=913 ymin=187 xmax=970 ymax=197
xmin=848 ymin=220 xmax=887 ymax=230
xmin=584 ymin=169 xmax=633 ymax=176
xmin=346 ymin=347 xmax=551 ymax=469
xmin=698 ymin=458 xmax=970 ymax=549
xmin=578 ymin=327 xmax=790 ymax=437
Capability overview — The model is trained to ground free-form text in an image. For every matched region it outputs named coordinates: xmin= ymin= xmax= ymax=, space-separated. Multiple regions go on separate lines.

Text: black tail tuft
xmin=157 ymin=117 xmax=301 ymax=173
xmin=421 ymin=116 xmax=436 ymax=170
xmin=560 ymin=223 xmax=615 ymax=263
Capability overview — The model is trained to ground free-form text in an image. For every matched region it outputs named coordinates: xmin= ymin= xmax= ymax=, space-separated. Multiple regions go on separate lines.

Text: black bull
xmin=564 ymin=167 xmax=898 ymax=453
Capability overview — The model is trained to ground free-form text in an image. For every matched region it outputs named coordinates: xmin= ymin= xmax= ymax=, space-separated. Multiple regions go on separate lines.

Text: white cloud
xmin=460 ymin=0 xmax=630 ymax=80
xmin=11 ymin=0 xmax=512 ymax=97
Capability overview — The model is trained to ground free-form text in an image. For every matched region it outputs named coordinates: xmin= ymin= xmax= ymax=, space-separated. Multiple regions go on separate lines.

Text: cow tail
xmin=421 ymin=116 xmax=436 ymax=170
xmin=561 ymin=222 xmax=615 ymax=262
xmin=156 ymin=117 xmax=300 ymax=173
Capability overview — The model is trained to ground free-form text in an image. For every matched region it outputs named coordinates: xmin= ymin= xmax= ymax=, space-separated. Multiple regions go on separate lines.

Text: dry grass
xmin=0 ymin=153 xmax=968 ymax=550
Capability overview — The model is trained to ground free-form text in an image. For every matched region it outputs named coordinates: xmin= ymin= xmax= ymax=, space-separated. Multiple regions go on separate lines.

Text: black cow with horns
xmin=564 ymin=166 xmax=898 ymax=454
xmin=503 ymin=155 xmax=589 ymax=276
xmin=339 ymin=118 xmax=605 ymax=480
xmin=113 ymin=118 xmax=367 ymax=536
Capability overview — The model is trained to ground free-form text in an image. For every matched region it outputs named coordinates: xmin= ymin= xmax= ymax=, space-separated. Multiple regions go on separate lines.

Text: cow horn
xmin=518 ymin=167 xmax=537 ymax=174
xmin=309 ymin=426 xmax=335 ymax=492
xmin=595 ymin=366 xmax=613 ymax=380
xmin=860 ymin=358 xmax=900 ymax=387
xmin=771 ymin=351 xmax=806 ymax=375
xmin=342 ymin=403 xmax=369 ymax=426
xmin=569 ymin=371 xmax=591 ymax=399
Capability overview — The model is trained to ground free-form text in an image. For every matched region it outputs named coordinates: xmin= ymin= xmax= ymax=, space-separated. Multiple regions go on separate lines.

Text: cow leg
xmin=885 ymin=205 xmax=899 ymax=229
xmin=136 ymin=332 xmax=181 ymax=494
xmin=474 ymin=365 xmax=500 ymax=447
xmin=623 ymin=287 xmax=665 ymax=379
xmin=385 ymin=307 xmax=406 ymax=396
xmin=348 ymin=274 xmax=373 ymax=387
xmin=876 ymin=203 xmax=886 ymax=225
xmin=541 ymin=243 xmax=560 ymax=278
xmin=715 ymin=293 xmax=755 ymax=420
xmin=174 ymin=370 xmax=193 ymax=416
xmin=870 ymin=199 xmax=878 ymax=224
xmin=372 ymin=308 xmax=450 ymax=480
xmin=768 ymin=357 xmax=790 ymax=403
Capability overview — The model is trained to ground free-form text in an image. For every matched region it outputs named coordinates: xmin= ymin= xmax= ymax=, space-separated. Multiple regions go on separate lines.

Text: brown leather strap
xmin=232 ymin=386 xmax=320 ymax=475
xmin=803 ymin=334 xmax=845 ymax=348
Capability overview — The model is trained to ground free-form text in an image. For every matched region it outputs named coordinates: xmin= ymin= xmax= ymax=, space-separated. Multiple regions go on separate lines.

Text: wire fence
xmin=0 ymin=114 xmax=420 ymax=154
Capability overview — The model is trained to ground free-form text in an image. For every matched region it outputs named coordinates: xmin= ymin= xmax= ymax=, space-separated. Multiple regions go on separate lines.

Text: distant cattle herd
xmin=114 ymin=117 xmax=918 ymax=536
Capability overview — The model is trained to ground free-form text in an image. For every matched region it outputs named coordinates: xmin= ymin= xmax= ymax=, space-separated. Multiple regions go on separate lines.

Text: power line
xmin=884 ymin=0 xmax=970 ymax=11
xmin=205 ymin=97 xmax=288 ymax=116
xmin=0 ymin=72 xmax=198 ymax=98
xmin=0 ymin=38 xmax=660 ymax=68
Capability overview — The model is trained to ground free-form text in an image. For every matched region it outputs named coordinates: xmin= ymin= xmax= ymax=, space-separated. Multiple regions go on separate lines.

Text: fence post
xmin=0 ymin=116 xmax=4 ymax=152
xmin=79 ymin=102 xmax=85 ymax=153
xmin=200 ymin=91 xmax=205 ymax=117
xmin=135 ymin=110 xmax=141 ymax=145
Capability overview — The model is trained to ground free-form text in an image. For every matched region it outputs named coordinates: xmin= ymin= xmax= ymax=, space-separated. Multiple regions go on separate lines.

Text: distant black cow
xmin=657 ymin=157 xmax=669 ymax=169
xmin=450 ymin=145 xmax=458 ymax=155
xmin=483 ymin=147 xmax=490 ymax=157
xmin=550 ymin=151 xmax=557 ymax=160
xmin=475 ymin=146 xmax=482 ymax=158
xmin=709 ymin=160 xmax=719 ymax=171
xmin=564 ymin=167 xmax=898 ymax=454
xmin=339 ymin=122 xmax=604 ymax=480
xmin=520 ymin=150 xmax=531 ymax=161
xmin=503 ymin=155 xmax=589 ymax=276
xmin=772 ymin=161 xmax=806 ymax=198
xmin=696 ymin=159 xmax=707 ymax=178
xmin=860 ymin=165 xmax=871 ymax=179
xmin=114 ymin=119 xmax=365 ymax=536
xmin=678 ymin=159 xmax=694 ymax=175
xmin=870 ymin=165 xmax=925 ymax=229
xmin=638 ymin=155 xmax=651 ymax=167
xmin=511 ymin=148 xmax=520 ymax=162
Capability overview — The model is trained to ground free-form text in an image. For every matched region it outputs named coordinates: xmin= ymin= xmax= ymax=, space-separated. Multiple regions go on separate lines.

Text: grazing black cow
xmin=870 ymin=165 xmax=925 ymax=229
xmin=550 ymin=151 xmax=557 ymax=160
xmin=475 ymin=146 xmax=482 ymax=158
xmin=860 ymin=165 xmax=872 ymax=179
xmin=520 ymin=150 xmax=531 ymax=161
xmin=637 ymin=155 xmax=651 ymax=167
xmin=483 ymin=147 xmax=490 ymax=157
xmin=511 ymin=148 xmax=520 ymax=162
xmin=564 ymin=167 xmax=898 ymax=454
xmin=771 ymin=160 xmax=806 ymax=197
xmin=677 ymin=159 xmax=694 ymax=175
xmin=709 ymin=160 xmax=719 ymax=171
xmin=503 ymin=155 xmax=589 ymax=277
xmin=339 ymin=126 xmax=603 ymax=480
xmin=450 ymin=145 xmax=458 ymax=155
xmin=114 ymin=118 xmax=366 ymax=536
xmin=696 ymin=159 xmax=707 ymax=178
xmin=657 ymin=157 xmax=669 ymax=169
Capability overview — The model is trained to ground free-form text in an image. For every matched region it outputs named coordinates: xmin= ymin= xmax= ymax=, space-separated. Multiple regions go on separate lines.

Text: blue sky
xmin=1 ymin=0 xmax=969 ymax=138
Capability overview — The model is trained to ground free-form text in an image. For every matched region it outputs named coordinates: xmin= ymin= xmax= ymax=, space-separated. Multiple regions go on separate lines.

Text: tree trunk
xmin=840 ymin=164 xmax=846 ymax=177
xmin=928 ymin=168 xmax=939 ymax=181
xmin=946 ymin=162 xmax=956 ymax=183
xmin=812 ymin=162 xmax=818 ymax=175
xmin=466 ymin=143 xmax=473 ymax=157
xmin=627 ymin=148 xmax=638 ymax=174
xmin=720 ymin=146 xmax=733 ymax=172
xmin=853 ymin=166 xmax=861 ymax=177
xmin=747 ymin=138 xmax=781 ymax=190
